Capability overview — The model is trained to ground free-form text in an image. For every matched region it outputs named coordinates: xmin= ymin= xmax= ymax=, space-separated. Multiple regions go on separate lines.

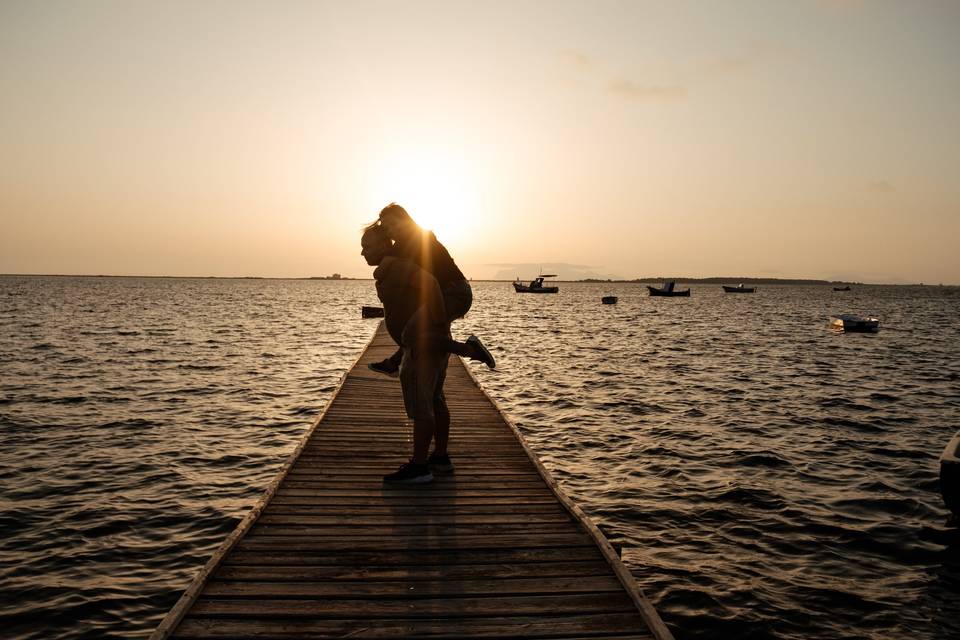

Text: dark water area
xmin=1 ymin=276 xmax=959 ymax=639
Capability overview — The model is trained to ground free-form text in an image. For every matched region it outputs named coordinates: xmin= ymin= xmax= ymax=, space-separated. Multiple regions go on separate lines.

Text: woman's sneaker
xmin=466 ymin=335 xmax=496 ymax=369
xmin=427 ymin=452 xmax=455 ymax=474
xmin=383 ymin=462 xmax=433 ymax=484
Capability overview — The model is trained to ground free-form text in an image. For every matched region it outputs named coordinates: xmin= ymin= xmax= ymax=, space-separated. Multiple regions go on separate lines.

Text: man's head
xmin=361 ymin=222 xmax=392 ymax=266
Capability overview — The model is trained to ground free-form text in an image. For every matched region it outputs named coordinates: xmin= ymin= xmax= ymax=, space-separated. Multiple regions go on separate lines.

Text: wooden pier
xmin=152 ymin=323 xmax=673 ymax=639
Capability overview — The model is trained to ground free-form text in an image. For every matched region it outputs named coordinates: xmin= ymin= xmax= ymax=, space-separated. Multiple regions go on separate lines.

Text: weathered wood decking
xmin=152 ymin=322 xmax=673 ymax=639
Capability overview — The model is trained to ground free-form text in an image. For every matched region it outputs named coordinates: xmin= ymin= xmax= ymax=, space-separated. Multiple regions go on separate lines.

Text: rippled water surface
xmin=2 ymin=276 xmax=959 ymax=639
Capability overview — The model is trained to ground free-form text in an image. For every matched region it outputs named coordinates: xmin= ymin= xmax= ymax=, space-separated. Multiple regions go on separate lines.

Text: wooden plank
xmin=261 ymin=504 xmax=571 ymax=516
xmin=245 ymin=524 xmax=577 ymax=538
xmin=235 ymin=533 xmax=595 ymax=551
xmin=279 ymin=479 xmax=551 ymax=489
xmin=189 ymin=592 xmax=636 ymax=617
xmin=256 ymin=513 xmax=573 ymax=526
xmin=267 ymin=495 xmax=562 ymax=507
xmin=212 ymin=561 xmax=616 ymax=582
xmin=174 ymin=613 xmax=653 ymax=639
xmin=201 ymin=575 xmax=625 ymax=598
xmin=151 ymin=321 xmax=670 ymax=640
xmin=220 ymin=547 xmax=608 ymax=567
xmin=272 ymin=488 xmax=559 ymax=498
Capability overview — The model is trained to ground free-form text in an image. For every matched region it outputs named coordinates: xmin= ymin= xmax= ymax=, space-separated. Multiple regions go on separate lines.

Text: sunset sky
xmin=2 ymin=1 xmax=958 ymax=283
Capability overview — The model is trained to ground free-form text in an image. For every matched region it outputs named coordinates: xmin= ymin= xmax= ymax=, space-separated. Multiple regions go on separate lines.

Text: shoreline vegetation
xmin=1 ymin=274 xmax=954 ymax=286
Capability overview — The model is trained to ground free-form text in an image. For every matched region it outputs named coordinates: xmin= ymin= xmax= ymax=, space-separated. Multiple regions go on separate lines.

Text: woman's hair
xmin=379 ymin=202 xmax=414 ymax=225
xmin=380 ymin=202 xmax=423 ymax=237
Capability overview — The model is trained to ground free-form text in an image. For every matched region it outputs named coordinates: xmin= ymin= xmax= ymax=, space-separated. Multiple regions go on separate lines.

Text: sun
xmin=371 ymin=149 xmax=480 ymax=249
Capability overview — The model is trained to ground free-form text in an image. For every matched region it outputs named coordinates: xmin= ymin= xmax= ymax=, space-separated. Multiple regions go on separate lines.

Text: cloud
xmin=816 ymin=0 xmax=865 ymax=10
xmin=868 ymin=179 xmax=894 ymax=193
xmin=608 ymin=80 xmax=687 ymax=102
xmin=559 ymin=49 xmax=591 ymax=70
xmin=701 ymin=41 xmax=780 ymax=76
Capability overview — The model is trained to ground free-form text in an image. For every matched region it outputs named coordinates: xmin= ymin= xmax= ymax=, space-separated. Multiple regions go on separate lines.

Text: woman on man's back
xmin=368 ymin=203 xmax=494 ymax=375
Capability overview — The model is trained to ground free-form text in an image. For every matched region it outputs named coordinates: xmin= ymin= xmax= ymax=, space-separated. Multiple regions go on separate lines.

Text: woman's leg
xmin=438 ymin=280 xmax=493 ymax=366
xmin=381 ymin=280 xmax=470 ymax=371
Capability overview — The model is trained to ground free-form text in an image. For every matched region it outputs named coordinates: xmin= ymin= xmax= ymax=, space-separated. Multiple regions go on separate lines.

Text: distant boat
xmin=834 ymin=286 xmax=852 ymax=291
xmin=722 ymin=284 xmax=755 ymax=293
xmin=830 ymin=315 xmax=879 ymax=332
xmin=940 ymin=431 xmax=960 ymax=521
xmin=601 ymin=296 xmax=618 ymax=305
xmin=361 ymin=306 xmax=384 ymax=318
xmin=513 ymin=274 xmax=559 ymax=294
xmin=647 ymin=282 xmax=690 ymax=297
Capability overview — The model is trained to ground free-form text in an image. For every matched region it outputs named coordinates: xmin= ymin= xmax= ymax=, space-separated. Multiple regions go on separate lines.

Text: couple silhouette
xmin=360 ymin=203 xmax=495 ymax=484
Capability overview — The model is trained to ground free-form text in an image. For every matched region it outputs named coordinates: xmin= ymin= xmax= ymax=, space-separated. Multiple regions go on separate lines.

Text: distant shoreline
xmin=1 ymin=273 xmax=954 ymax=286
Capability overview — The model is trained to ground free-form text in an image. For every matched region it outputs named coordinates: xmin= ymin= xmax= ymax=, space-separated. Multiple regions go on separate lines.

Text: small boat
xmin=601 ymin=296 xmax=618 ymax=305
xmin=513 ymin=274 xmax=559 ymax=294
xmin=361 ymin=305 xmax=384 ymax=318
xmin=834 ymin=286 xmax=852 ymax=292
xmin=941 ymin=431 xmax=960 ymax=521
xmin=722 ymin=284 xmax=755 ymax=293
xmin=647 ymin=281 xmax=690 ymax=297
xmin=829 ymin=315 xmax=879 ymax=332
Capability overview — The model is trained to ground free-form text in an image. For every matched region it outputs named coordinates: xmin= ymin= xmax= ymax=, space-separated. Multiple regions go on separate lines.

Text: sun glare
xmin=372 ymin=149 xmax=481 ymax=249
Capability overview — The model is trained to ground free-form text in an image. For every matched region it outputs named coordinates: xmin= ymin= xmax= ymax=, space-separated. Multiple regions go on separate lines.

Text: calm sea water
xmin=2 ymin=276 xmax=959 ymax=639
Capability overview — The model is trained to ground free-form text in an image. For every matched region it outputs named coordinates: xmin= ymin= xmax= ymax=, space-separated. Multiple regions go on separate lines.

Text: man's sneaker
xmin=383 ymin=462 xmax=433 ymax=484
xmin=466 ymin=335 xmax=496 ymax=369
xmin=368 ymin=358 xmax=399 ymax=378
xmin=427 ymin=452 xmax=455 ymax=474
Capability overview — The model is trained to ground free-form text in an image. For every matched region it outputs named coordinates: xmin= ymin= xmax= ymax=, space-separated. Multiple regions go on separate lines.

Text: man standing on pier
xmin=360 ymin=222 xmax=454 ymax=484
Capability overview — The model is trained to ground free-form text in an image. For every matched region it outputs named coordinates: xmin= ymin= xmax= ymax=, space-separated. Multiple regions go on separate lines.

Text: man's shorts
xmin=399 ymin=340 xmax=449 ymax=423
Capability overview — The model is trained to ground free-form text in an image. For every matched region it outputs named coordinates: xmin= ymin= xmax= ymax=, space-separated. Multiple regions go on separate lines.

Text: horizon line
xmin=1 ymin=273 xmax=954 ymax=287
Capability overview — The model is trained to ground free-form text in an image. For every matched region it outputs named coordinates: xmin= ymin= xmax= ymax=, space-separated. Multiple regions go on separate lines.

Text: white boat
xmin=830 ymin=315 xmax=879 ymax=332
xmin=941 ymin=431 xmax=960 ymax=520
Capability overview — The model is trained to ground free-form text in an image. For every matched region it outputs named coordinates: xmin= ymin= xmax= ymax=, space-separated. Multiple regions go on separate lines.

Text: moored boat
xmin=647 ymin=281 xmax=690 ymax=297
xmin=834 ymin=285 xmax=852 ymax=291
xmin=722 ymin=284 xmax=755 ymax=293
xmin=601 ymin=296 xmax=618 ymax=305
xmin=941 ymin=431 xmax=960 ymax=521
xmin=513 ymin=274 xmax=559 ymax=294
xmin=829 ymin=314 xmax=879 ymax=332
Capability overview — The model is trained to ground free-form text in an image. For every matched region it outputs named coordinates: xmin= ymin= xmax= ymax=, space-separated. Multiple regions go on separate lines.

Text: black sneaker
xmin=368 ymin=358 xmax=399 ymax=378
xmin=383 ymin=462 xmax=433 ymax=484
xmin=466 ymin=335 xmax=496 ymax=369
xmin=427 ymin=452 xmax=455 ymax=474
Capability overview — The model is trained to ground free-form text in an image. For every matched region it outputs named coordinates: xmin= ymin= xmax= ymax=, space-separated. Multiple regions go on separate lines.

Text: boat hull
xmin=722 ymin=286 xmax=755 ymax=293
xmin=647 ymin=286 xmax=690 ymax=297
xmin=601 ymin=296 xmax=618 ymax=304
xmin=513 ymin=283 xmax=559 ymax=293
xmin=830 ymin=315 xmax=879 ymax=332
xmin=941 ymin=431 xmax=960 ymax=520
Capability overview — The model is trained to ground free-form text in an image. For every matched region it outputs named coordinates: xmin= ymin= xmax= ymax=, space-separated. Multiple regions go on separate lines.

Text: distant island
xmin=576 ymin=277 xmax=861 ymax=285
xmin=307 ymin=273 xmax=355 ymax=280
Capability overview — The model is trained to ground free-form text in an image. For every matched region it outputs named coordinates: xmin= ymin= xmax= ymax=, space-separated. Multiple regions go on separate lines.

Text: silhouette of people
xmin=360 ymin=221 xmax=490 ymax=484
xmin=368 ymin=203 xmax=494 ymax=376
